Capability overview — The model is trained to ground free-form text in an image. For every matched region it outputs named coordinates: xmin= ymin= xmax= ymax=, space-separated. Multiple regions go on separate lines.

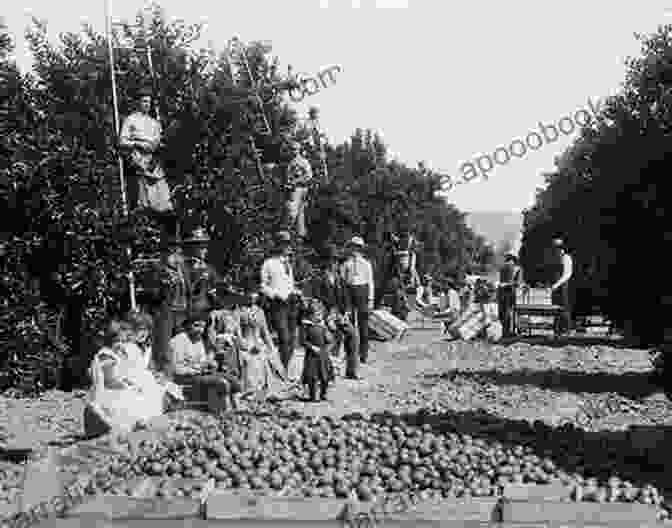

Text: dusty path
xmin=280 ymin=318 xmax=671 ymax=433
xmin=1 ymin=317 xmax=669 ymax=449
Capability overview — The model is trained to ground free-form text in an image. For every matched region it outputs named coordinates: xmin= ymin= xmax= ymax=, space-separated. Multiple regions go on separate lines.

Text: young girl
xmin=212 ymin=333 xmax=242 ymax=412
xmin=127 ymin=311 xmax=153 ymax=370
xmin=238 ymin=310 xmax=271 ymax=402
xmin=300 ymin=299 xmax=335 ymax=402
xmin=86 ymin=319 xmax=165 ymax=436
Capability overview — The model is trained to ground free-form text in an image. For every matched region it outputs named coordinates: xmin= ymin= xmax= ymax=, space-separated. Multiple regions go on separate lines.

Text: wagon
xmin=512 ymin=287 xmax=564 ymax=337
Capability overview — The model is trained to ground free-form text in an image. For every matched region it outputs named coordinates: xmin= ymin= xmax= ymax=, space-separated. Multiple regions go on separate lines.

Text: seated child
xmin=211 ymin=332 xmax=243 ymax=412
xmin=126 ymin=311 xmax=153 ymax=370
xmin=300 ymin=299 xmax=335 ymax=402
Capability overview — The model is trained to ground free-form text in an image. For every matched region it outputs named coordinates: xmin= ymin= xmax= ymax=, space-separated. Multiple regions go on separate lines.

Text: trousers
xmin=347 ymin=285 xmax=370 ymax=363
xmin=497 ymin=286 xmax=516 ymax=336
xmin=552 ymin=282 xmax=572 ymax=333
xmin=266 ymin=297 xmax=298 ymax=369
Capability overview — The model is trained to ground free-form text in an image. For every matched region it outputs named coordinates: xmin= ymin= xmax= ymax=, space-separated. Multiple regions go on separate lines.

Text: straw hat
xmin=348 ymin=236 xmax=366 ymax=248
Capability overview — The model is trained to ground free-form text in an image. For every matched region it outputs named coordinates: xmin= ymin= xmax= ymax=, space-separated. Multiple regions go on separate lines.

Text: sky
xmin=2 ymin=0 xmax=669 ymax=213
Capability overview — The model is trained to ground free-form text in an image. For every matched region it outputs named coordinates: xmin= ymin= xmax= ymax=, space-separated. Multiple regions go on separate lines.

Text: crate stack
xmin=516 ymin=287 xmax=553 ymax=306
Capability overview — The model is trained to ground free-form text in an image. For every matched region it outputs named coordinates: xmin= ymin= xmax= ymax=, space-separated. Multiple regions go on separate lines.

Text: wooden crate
xmin=205 ymin=491 xmax=348 ymax=521
xmin=383 ymin=497 xmax=499 ymax=522
xmin=66 ymin=495 xmax=202 ymax=520
xmin=502 ymin=482 xmax=572 ymax=502
xmin=516 ymin=287 xmax=553 ymax=306
xmin=500 ymin=500 xmax=659 ymax=525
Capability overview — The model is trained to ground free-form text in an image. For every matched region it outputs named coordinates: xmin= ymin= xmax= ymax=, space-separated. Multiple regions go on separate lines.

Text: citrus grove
xmin=0 ymin=5 xmax=494 ymax=394
xmin=1 ymin=4 xmax=672 ymax=528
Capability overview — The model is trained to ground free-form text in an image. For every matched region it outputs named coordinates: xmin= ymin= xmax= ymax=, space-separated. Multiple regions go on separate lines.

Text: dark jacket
xmin=313 ymin=270 xmax=350 ymax=314
xmin=185 ymin=257 xmax=222 ymax=317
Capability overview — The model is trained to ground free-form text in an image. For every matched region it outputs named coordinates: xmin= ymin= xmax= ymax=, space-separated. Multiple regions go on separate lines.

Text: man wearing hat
xmin=312 ymin=245 xmax=359 ymax=379
xmin=551 ymin=238 xmax=573 ymax=335
xmin=260 ymin=231 xmax=302 ymax=369
xmin=152 ymin=234 xmax=190 ymax=371
xmin=182 ymin=227 xmax=224 ymax=323
xmin=497 ymin=252 xmax=522 ymax=338
xmin=284 ymin=139 xmax=313 ymax=239
xmin=341 ymin=236 xmax=375 ymax=365
xmin=120 ymin=86 xmax=176 ymax=235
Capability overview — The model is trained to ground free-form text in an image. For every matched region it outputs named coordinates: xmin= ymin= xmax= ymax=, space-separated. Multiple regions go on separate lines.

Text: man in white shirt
xmin=551 ymin=238 xmax=574 ymax=335
xmin=341 ymin=236 xmax=375 ymax=364
xmin=260 ymin=231 xmax=302 ymax=369
xmin=120 ymin=86 xmax=176 ymax=235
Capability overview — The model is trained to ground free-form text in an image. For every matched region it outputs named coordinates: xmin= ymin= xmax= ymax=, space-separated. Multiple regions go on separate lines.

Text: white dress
xmin=86 ymin=342 xmax=166 ymax=434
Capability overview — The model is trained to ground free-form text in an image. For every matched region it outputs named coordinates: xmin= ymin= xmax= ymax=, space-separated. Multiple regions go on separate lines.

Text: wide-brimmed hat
xmin=347 ymin=236 xmax=366 ymax=248
xmin=183 ymin=227 xmax=210 ymax=245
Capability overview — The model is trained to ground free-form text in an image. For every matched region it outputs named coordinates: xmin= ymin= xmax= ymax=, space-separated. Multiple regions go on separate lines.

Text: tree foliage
xmin=521 ymin=24 xmax=672 ymax=347
xmin=0 ymin=6 xmax=491 ymax=393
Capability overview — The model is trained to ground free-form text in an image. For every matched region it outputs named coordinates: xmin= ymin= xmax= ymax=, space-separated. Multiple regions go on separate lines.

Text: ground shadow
xmin=363 ymin=408 xmax=672 ymax=497
xmin=429 ymin=369 xmax=661 ymax=400
xmin=499 ymin=334 xmax=639 ymax=350
xmin=0 ymin=447 xmax=34 ymax=463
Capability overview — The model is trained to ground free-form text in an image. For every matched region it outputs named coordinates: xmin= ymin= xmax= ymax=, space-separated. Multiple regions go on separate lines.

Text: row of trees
xmin=520 ymin=24 xmax=672 ymax=349
xmin=0 ymin=5 xmax=493 ymax=392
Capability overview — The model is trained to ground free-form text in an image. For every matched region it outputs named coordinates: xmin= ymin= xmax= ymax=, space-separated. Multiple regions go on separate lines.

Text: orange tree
xmin=1 ymin=6 xmax=491 ymax=393
xmin=1 ymin=6 xmax=296 ymax=390
xmin=521 ymin=25 xmax=672 ymax=353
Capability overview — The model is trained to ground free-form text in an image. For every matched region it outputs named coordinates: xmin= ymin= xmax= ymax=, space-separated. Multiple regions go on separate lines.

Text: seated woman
xmin=238 ymin=308 xmax=273 ymax=402
xmin=84 ymin=319 xmax=167 ymax=437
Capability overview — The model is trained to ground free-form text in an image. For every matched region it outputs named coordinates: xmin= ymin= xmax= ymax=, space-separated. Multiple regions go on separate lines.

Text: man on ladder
xmin=119 ymin=85 xmax=178 ymax=238
xmin=283 ymin=139 xmax=314 ymax=240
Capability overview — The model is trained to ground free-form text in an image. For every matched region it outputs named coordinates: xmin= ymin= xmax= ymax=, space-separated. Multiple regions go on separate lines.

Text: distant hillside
xmin=466 ymin=211 xmax=523 ymax=250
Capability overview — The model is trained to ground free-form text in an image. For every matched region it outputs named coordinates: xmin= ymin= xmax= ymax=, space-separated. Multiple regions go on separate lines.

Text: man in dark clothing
xmin=182 ymin=227 xmax=224 ymax=322
xmin=497 ymin=253 xmax=522 ymax=338
xmin=153 ymin=235 xmax=189 ymax=372
xmin=312 ymin=246 xmax=360 ymax=379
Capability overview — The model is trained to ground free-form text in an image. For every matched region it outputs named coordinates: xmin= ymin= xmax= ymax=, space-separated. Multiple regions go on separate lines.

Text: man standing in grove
xmin=153 ymin=235 xmax=189 ymax=372
xmin=119 ymin=86 xmax=177 ymax=237
xmin=341 ymin=236 xmax=375 ymax=365
xmin=497 ymin=253 xmax=522 ymax=338
xmin=551 ymin=238 xmax=574 ymax=335
xmin=260 ymin=231 xmax=302 ymax=370
xmin=182 ymin=227 xmax=224 ymax=323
